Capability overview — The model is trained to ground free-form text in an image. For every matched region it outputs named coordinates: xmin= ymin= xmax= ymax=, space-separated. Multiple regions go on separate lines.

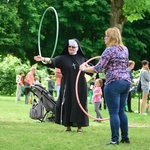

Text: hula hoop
xmin=38 ymin=6 xmax=59 ymax=63
xmin=75 ymin=56 xmax=109 ymax=121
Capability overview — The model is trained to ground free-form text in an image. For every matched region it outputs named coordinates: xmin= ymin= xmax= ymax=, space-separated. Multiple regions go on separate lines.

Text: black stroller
xmin=29 ymin=84 xmax=56 ymax=122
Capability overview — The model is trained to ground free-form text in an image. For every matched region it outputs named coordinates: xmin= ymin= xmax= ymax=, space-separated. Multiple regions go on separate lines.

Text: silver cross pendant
xmin=72 ymin=63 xmax=76 ymax=69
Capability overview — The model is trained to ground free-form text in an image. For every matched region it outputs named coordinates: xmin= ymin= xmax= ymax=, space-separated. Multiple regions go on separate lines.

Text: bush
xmin=0 ymin=54 xmax=55 ymax=95
xmin=0 ymin=55 xmax=30 ymax=95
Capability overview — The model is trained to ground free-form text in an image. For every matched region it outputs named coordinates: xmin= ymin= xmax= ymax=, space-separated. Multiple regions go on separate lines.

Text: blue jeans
xmin=104 ymin=80 xmax=131 ymax=142
xmin=25 ymin=91 xmax=31 ymax=104
xmin=55 ymin=85 xmax=60 ymax=99
xmin=16 ymin=85 xmax=22 ymax=101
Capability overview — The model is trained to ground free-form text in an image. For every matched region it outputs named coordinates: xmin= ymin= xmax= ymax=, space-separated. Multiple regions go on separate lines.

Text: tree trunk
xmin=110 ymin=0 xmax=126 ymax=33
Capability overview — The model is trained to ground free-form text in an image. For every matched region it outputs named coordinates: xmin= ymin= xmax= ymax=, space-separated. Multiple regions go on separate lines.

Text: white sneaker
xmin=134 ymin=110 xmax=139 ymax=113
xmin=140 ymin=113 xmax=147 ymax=115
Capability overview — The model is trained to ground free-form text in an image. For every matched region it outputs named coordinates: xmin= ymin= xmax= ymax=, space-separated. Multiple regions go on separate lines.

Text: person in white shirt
xmin=140 ymin=60 xmax=150 ymax=115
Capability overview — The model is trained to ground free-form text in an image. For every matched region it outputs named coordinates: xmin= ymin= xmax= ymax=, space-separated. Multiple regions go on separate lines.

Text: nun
xmin=34 ymin=38 xmax=89 ymax=132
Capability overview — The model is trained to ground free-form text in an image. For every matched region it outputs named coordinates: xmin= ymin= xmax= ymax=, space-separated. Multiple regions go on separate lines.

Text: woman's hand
xmin=79 ymin=62 xmax=89 ymax=71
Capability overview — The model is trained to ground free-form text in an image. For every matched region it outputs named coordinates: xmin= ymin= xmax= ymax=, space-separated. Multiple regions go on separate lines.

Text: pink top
xmin=24 ymin=71 xmax=34 ymax=85
xmin=55 ymin=68 xmax=62 ymax=85
xmin=93 ymin=87 xmax=102 ymax=102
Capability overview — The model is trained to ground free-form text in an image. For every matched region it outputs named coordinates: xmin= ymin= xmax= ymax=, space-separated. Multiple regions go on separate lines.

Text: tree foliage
xmin=0 ymin=0 xmax=22 ymax=55
xmin=0 ymin=55 xmax=30 ymax=95
xmin=123 ymin=0 xmax=150 ymax=22
xmin=122 ymin=11 xmax=150 ymax=69
xmin=0 ymin=0 xmax=150 ymax=65
xmin=0 ymin=0 xmax=150 ymax=95
xmin=0 ymin=54 xmax=51 ymax=95
xmin=109 ymin=0 xmax=150 ymax=68
xmin=55 ymin=0 xmax=110 ymax=59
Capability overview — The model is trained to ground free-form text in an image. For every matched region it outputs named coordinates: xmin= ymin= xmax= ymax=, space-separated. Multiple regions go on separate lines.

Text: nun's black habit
xmin=48 ymin=39 xmax=89 ymax=127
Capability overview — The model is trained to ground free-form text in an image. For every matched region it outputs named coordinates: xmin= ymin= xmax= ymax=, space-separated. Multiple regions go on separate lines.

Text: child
xmin=88 ymin=77 xmax=95 ymax=104
xmin=48 ymin=75 xmax=54 ymax=96
xmin=93 ymin=78 xmax=103 ymax=122
xmin=34 ymin=76 xmax=41 ymax=85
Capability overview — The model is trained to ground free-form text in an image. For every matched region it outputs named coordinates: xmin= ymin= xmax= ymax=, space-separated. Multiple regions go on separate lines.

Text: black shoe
xmin=120 ymin=138 xmax=130 ymax=143
xmin=129 ymin=110 xmax=134 ymax=113
xmin=106 ymin=141 xmax=119 ymax=145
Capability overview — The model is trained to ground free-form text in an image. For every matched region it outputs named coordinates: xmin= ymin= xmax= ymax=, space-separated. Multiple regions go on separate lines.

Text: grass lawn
xmin=0 ymin=95 xmax=150 ymax=150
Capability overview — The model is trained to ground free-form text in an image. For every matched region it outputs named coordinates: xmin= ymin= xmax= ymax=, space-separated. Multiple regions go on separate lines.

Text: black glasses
xmin=68 ymin=46 xmax=76 ymax=49
xmin=104 ymin=35 xmax=109 ymax=38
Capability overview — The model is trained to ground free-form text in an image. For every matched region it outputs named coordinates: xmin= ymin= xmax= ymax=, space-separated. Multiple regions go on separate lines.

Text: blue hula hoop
xmin=38 ymin=6 xmax=59 ymax=61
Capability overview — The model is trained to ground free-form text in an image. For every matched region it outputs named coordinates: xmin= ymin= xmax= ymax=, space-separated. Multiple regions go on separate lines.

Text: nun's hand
xmin=34 ymin=55 xmax=44 ymax=61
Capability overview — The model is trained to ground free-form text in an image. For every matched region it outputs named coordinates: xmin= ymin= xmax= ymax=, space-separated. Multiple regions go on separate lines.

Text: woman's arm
xmin=80 ymin=63 xmax=96 ymax=73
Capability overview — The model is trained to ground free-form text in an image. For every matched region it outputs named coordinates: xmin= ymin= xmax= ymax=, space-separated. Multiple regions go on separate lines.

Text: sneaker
xmin=134 ymin=110 xmax=139 ymax=113
xmin=129 ymin=110 xmax=134 ymax=113
xmin=106 ymin=141 xmax=119 ymax=145
xmin=120 ymin=138 xmax=130 ymax=143
xmin=140 ymin=113 xmax=147 ymax=115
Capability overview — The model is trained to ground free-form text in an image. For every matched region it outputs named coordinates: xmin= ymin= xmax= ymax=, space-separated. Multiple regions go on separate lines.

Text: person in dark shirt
xmin=126 ymin=60 xmax=135 ymax=112
xmin=88 ymin=77 xmax=95 ymax=104
xmin=48 ymin=75 xmax=54 ymax=96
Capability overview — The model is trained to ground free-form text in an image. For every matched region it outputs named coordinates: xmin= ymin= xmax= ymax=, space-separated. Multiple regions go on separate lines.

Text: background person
xmin=34 ymin=76 xmax=41 ymax=85
xmin=125 ymin=60 xmax=135 ymax=112
xmin=88 ymin=77 xmax=95 ymax=104
xmin=140 ymin=60 xmax=150 ymax=115
xmin=54 ymin=68 xmax=62 ymax=99
xmin=16 ymin=72 xmax=24 ymax=101
xmin=24 ymin=67 xmax=36 ymax=104
xmin=48 ymin=75 xmax=54 ymax=96
xmin=80 ymin=27 xmax=131 ymax=145
xmin=93 ymin=78 xmax=103 ymax=122
xmin=101 ymin=78 xmax=107 ymax=110
xmin=34 ymin=38 xmax=89 ymax=132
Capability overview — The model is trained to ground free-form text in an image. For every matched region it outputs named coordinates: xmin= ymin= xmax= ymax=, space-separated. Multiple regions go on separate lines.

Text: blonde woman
xmin=80 ymin=27 xmax=131 ymax=145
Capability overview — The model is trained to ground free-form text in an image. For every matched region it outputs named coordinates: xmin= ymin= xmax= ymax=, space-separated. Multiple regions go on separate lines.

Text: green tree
xmin=123 ymin=0 xmax=150 ymax=22
xmin=0 ymin=54 xmax=52 ymax=95
xmin=0 ymin=55 xmax=30 ymax=95
xmin=49 ymin=0 xmax=110 ymax=59
xmin=110 ymin=0 xmax=150 ymax=32
xmin=17 ymin=0 xmax=45 ymax=63
xmin=0 ymin=0 xmax=23 ymax=57
xmin=0 ymin=0 xmax=150 ymax=69
xmin=110 ymin=0 xmax=150 ymax=68
xmin=123 ymin=13 xmax=150 ymax=69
